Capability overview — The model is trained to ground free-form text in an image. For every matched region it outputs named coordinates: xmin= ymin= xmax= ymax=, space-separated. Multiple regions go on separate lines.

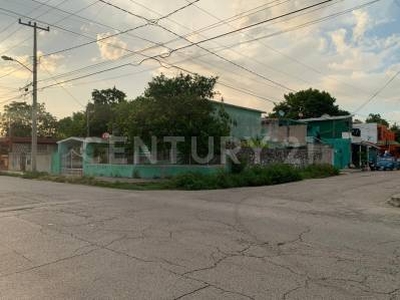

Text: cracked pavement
xmin=0 ymin=171 xmax=400 ymax=299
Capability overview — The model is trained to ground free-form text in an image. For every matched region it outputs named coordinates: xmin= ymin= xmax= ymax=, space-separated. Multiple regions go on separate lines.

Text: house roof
xmin=57 ymin=137 xmax=108 ymax=145
xmin=352 ymin=140 xmax=380 ymax=149
xmin=262 ymin=117 xmax=306 ymax=125
xmin=210 ymin=100 xmax=266 ymax=114
xmin=0 ymin=137 xmax=57 ymax=144
xmin=376 ymin=140 xmax=400 ymax=146
xmin=299 ymin=114 xmax=353 ymax=123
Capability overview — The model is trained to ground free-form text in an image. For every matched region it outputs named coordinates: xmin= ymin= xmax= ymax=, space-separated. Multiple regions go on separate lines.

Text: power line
xmin=0 ymin=1 xmax=100 ymax=56
xmin=212 ymin=0 xmax=383 ymax=97
xmin=36 ymin=0 xmax=348 ymax=93
xmin=10 ymin=0 xmax=384 ymax=109
xmin=39 ymin=0 xmax=200 ymax=58
xmin=125 ymin=0 xmax=303 ymax=89
xmin=36 ymin=1 xmax=290 ymax=83
xmin=39 ymin=63 xmax=86 ymax=108
xmin=36 ymin=0 xmax=372 ymax=93
xmin=35 ymin=0 xmax=295 ymax=83
xmin=184 ymin=0 xmax=336 ymax=86
xmin=38 ymin=0 xmax=330 ymax=94
xmin=36 ymin=52 xmax=280 ymax=107
xmin=353 ymin=70 xmax=400 ymax=113
xmin=101 ymin=0 xmax=333 ymax=92
xmin=220 ymin=0 xmax=381 ymax=49
xmin=145 ymin=0 xmax=336 ymax=55
xmin=39 ymin=63 xmax=133 ymax=90
xmin=0 ymin=92 xmax=28 ymax=105
xmin=0 ymin=0 xmax=62 ymax=44
xmin=129 ymin=0 xmax=289 ymax=44
xmin=29 ymin=0 xmax=161 ymax=48
xmin=150 ymin=58 xmax=280 ymax=105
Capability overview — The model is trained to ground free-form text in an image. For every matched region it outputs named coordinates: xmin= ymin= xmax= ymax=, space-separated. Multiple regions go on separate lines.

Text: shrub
xmin=171 ymin=164 xmax=303 ymax=190
xmin=268 ymin=164 xmax=300 ymax=183
xmin=171 ymin=172 xmax=217 ymax=190
xmin=301 ymin=164 xmax=340 ymax=179
xmin=230 ymin=154 xmax=249 ymax=174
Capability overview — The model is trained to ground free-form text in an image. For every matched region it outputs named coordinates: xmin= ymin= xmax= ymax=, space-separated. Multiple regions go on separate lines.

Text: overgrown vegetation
xmin=0 ymin=171 xmax=169 ymax=191
xmin=1 ymin=163 xmax=339 ymax=191
xmin=301 ymin=164 xmax=340 ymax=179
xmin=171 ymin=163 xmax=339 ymax=190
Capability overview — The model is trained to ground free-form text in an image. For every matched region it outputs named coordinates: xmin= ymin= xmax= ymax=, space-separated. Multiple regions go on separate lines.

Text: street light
xmin=1 ymin=55 xmax=32 ymax=73
xmin=2 ymin=55 xmax=37 ymax=172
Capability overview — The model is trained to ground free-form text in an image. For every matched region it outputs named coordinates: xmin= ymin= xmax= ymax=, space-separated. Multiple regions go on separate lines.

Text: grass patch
xmin=171 ymin=163 xmax=339 ymax=190
xmin=2 ymin=171 xmax=170 ymax=191
xmin=1 ymin=163 xmax=339 ymax=191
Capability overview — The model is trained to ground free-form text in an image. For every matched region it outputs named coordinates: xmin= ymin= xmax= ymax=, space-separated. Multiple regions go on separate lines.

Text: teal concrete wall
xmin=84 ymin=164 xmax=226 ymax=179
xmin=51 ymin=151 xmax=61 ymax=174
xmin=212 ymin=102 xmax=263 ymax=139
xmin=306 ymin=118 xmax=352 ymax=139
xmin=325 ymin=138 xmax=351 ymax=169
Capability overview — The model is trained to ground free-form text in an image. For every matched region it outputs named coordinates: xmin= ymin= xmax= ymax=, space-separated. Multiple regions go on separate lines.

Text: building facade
xmin=0 ymin=137 xmax=57 ymax=172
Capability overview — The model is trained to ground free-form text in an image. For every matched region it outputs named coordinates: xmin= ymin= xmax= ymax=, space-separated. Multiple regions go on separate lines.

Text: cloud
xmin=330 ymin=28 xmax=348 ymax=54
xmin=352 ymin=10 xmax=369 ymax=41
xmin=38 ymin=52 xmax=64 ymax=73
xmin=96 ymin=32 xmax=128 ymax=60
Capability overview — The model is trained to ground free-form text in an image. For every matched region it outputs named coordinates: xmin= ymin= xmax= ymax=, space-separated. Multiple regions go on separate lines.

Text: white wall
xmin=353 ymin=123 xmax=378 ymax=143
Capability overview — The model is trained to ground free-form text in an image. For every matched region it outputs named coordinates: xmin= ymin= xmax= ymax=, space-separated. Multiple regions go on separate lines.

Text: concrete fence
xmin=238 ymin=145 xmax=334 ymax=168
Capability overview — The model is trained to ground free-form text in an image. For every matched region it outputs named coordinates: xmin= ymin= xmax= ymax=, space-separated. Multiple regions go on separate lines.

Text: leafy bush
xmin=7 ymin=163 xmax=339 ymax=191
xmin=171 ymin=164 xmax=303 ymax=190
xmin=300 ymin=164 xmax=340 ymax=179
xmin=230 ymin=154 xmax=249 ymax=174
xmin=171 ymin=172 xmax=217 ymax=190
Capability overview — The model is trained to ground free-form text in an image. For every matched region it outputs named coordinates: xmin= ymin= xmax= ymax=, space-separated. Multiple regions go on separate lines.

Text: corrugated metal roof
xmin=299 ymin=114 xmax=353 ymax=122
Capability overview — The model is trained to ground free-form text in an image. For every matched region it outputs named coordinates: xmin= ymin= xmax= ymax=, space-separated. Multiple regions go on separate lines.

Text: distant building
xmin=261 ymin=118 xmax=307 ymax=148
xmin=299 ymin=114 xmax=353 ymax=169
xmin=352 ymin=123 xmax=378 ymax=144
xmin=0 ymin=137 xmax=57 ymax=172
xmin=53 ymin=102 xmax=265 ymax=179
xmin=211 ymin=101 xmax=265 ymax=139
xmin=377 ymin=124 xmax=400 ymax=157
xmin=352 ymin=123 xmax=400 ymax=158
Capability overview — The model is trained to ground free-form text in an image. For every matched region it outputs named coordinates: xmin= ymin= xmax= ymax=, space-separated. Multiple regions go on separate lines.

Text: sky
xmin=0 ymin=0 xmax=399 ymax=124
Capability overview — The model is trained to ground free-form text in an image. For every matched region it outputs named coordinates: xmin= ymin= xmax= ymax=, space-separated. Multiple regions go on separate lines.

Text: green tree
xmin=0 ymin=101 xmax=58 ymax=137
xmin=88 ymin=87 xmax=127 ymax=137
xmin=92 ymin=87 xmax=126 ymax=105
xmin=271 ymin=88 xmax=350 ymax=119
xmin=56 ymin=87 xmax=127 ymax=139
xmin=365 ymin=113 xmax=389 ymax=127
xmin=116 ymin=73 xmax=231 ymax=162
xmin=390 ymin=123 xmax=400 ymax=143
xmin=57 ymin=111 xmax=87 ymax=139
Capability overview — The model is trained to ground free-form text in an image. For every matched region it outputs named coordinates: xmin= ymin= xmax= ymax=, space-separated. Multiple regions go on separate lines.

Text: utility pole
xmin=19 ymin=19 xmax=49 ymax=172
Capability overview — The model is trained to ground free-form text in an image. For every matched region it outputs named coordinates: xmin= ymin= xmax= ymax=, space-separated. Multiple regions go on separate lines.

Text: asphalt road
xmin=0 ymin=171 xmax=400 ymax=299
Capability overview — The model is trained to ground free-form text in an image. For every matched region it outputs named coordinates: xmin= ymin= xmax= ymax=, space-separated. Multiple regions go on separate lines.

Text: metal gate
xmin=61 ymin=149 xmax=83 ymax=176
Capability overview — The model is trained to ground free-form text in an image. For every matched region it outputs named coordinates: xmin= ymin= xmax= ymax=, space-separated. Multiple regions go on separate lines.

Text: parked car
xmin=376 ymin=156 xmax=400 ymax=171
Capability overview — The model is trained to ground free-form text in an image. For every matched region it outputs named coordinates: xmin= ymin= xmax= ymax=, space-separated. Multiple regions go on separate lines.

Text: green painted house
xmin=53 ymin=101 xmax=265 ymax=179
xmin=211 ymin=101 xmax=265 ymax=139
xmin=300 ymin=114 xmax=353 ymax=169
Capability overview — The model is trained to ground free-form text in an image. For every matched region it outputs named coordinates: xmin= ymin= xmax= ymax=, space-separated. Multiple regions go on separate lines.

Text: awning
xmin=352 ymin=141 xmax=380 ymax=149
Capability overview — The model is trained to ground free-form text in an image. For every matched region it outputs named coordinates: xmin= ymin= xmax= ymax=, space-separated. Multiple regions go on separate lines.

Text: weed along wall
xmin=84 ymin=164 xmax=226 ymax=179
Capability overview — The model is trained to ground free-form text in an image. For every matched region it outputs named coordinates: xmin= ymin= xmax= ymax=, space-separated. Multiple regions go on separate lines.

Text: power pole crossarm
xmin=19 ymin=18 xmax=49 ymax=172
